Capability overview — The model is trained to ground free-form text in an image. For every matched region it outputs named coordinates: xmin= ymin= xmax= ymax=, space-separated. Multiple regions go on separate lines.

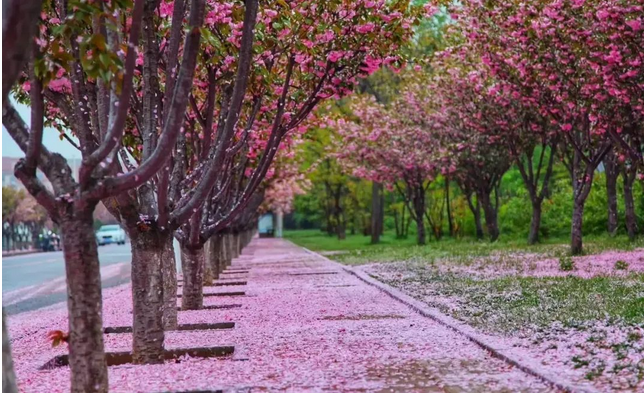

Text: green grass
xmin=391 ymin=271 xmax=644 ymax=333
xmin=285 ymin=229 xmax=644 ymax=266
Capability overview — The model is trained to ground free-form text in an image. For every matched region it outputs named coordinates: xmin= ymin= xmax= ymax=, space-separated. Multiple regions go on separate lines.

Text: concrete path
xmin=7 ymin=238 xmax=555 ymax=392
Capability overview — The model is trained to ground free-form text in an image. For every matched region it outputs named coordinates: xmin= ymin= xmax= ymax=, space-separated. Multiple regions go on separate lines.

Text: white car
xmin=96 ymin=225 xmax=126 ymax=246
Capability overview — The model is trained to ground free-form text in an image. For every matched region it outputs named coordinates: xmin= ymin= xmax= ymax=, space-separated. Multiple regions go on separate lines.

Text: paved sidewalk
xmin=7 ymin=238 xmax=554 ymax=392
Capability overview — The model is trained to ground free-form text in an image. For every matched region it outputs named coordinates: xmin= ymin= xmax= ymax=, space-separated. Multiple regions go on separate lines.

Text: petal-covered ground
xmin=360 ymin=249 xmax=644 ymax=391
xmin=7 ymin=238 xmax=554 ymax=392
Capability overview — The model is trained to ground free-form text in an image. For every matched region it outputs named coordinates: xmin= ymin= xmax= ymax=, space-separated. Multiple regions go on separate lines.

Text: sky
xmin=2 ymin=100 xmax=81 ymax=159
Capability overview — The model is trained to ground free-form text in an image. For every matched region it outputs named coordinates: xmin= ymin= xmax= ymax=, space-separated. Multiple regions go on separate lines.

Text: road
xmin=2 ymin=244 xmax=133 ymax=315
xmin=2 ymin=240 xmax=183 ymax=315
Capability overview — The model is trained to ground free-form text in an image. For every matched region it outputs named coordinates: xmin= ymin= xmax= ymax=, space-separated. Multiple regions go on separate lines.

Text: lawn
xmin=285 ymin=229 xmax=644 ymax=265
xmin=286 ymin=229 xmax=644 ymax=389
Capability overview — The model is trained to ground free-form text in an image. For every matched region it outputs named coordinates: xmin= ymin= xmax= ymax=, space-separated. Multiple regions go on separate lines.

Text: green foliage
xmin=2 ymin=187 xmax=25 ymax=221
xmin=559 ymin=255 xmax=575 ymax=272
xmin=614 ymin=260 xmax=629 ymax=270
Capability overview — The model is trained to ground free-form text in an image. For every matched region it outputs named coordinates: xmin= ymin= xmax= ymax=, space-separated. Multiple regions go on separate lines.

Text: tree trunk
xmin=162 ymin=235 xmax=177 ymax=330
xmin=130 ymin=229 xmax=165 ymax=364
xmin=228 ymin=232 xmax=239 ymax=265
xmin=624 ymin=172 xmax=638 ymax=241
xmin=336 ymin=221 xmax=346 ymax=240
xmin=478 ymin=191 xmax=499 ymax=242
xmin=412 ymin=186 xmax=426 ymax=245
xmin=605 ymin=152 xmax=619 ymax=236
xmin=465 ymin=194 xmax=484 ymax=240
xmin=220 ymin=233 xmax=230 ymax=271
xmin=180 ymin=244 xmax=204 ymax=310
xmin=527 ymin=198 xmax=542 ymax=245
xmin=207 ymin=235 xmax=223 ymax=281
xmin=3 ymin=309 xmax=18 ymax=393
xmin=445 ymin=179 xmax=454 ymax=237
xmin=370 ymin=182 xmax=383 ymax=244
xmin=202 ymin=238 xmax=214 ymax=286
xmin=275 ymin=211 xmax=283 ymax=238
xmin=60 ymin=211 xmax=108 ymax=392
xmin=571 ymin=198 xmax=585 ymax=255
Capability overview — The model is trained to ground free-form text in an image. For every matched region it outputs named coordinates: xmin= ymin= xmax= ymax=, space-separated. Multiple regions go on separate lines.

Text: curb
xmin=2 ymin=250 xmax=42 ymax=258
xmin=295 ymin=243 xmax=598 ymax=393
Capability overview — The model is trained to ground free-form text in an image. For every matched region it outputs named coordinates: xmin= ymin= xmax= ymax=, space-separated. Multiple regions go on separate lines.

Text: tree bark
xmin=464 ymin=193 xmax=484 ymax=240
xmin=207 ymin=235 xmax=223 ymax=281
xmin=624 ymin=171 xmax=638 ymax=241
xmin=180 ymin=243 xmax=204 ymax=310
xmin=225 ymin=233 xmax=235 ymax=266
xmin=3 ymin=309 xmax=18 ymax=393
xmin=571 ymin=198 xmax=585 ymax=255
xmin=336 ymin=221 xmax=346 ymax=240
xmin=445 ymin=179 xmax=454 ymax=237
xmin=60 ymin=211 xmax=108 ymax=392
xmin=412 ymin=185 xmax=426 ymax=245
xmin=478 ymin=191 xmax=499 ymax=242
xmin=370 ymin=182 xmax=383 ymax=244
xmin=236 ymin=232 xmax=243 ymax=255
xmin=202 ymin=238 xmax=214 ymax=286
xmin=162 ymin=235 xmax=177 ymax=330
xmin=527 ymin=198 xmax=542 ymax=245
xmin=130 ymin=229 xmax=165 ymax=364
xmin=605 ymin=151 xmax=619 ymax=236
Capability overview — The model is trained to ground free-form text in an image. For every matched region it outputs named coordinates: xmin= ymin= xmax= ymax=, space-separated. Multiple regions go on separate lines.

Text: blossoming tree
xmin=453 ymin=0 xmax=642 ymax=253
xmin=172 ymin=0 xmax=427 ymax=308
xmin=4 ymin=0 xmax=206 ymax=388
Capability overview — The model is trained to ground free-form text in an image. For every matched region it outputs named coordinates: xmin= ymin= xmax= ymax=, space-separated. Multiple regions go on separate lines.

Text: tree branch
xmin=78 ymin=0 xmax=145 ymax=186
xmin=169 ymin=0 xmax=259 ymax=228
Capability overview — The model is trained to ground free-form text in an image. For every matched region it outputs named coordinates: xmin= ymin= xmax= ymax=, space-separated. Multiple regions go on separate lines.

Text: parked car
xmin=96 ymin=225 xmax=126 ymax=246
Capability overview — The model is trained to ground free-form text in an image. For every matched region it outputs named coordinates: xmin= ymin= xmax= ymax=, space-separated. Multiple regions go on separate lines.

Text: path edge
xmin=294 ymin=242 xmax=598 ymax=393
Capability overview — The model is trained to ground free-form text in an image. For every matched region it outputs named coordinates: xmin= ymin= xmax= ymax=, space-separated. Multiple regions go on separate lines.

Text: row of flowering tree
xmin=3 ymin=0 xmax=425 ymax=391
xmin=330 ymin=0 xmax=642 ymax=254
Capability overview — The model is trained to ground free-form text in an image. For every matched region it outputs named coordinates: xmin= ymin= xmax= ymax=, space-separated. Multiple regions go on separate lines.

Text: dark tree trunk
xmin=412 ymin=186 xmax=426 ymax=245
xmin=571 ymin=198 xmax=585 ymax=255
xmin=3 ymin=309 xmax=18 ymax=393
xmin=465 ymin=193 xmax=484 ymax=240
xmin=202 ymin=238 xmax=214 ymax=286
xmin=336 ymin=221 xmax=346 ymax=240
xmin=624 ymin=171 xmax=638 ymax=241
xmin=162 ymin=235 xmax=177 ymax=329
xmin=393 ymin=210 xmax=400 ymax=238
xmin=605 ymin=151 xmax=619 ymax=236
xmin=180 ymin=243 xmax=204 ymax=310
xmin=60 ymin=211 xmax=108 ymax=392
xmin=220 ymin=233 xmax=230 ymax=271
xmin=229 ymin=233 xmax=239 ymax=259
xmin=130 ymin=229 xmax=166 ymax=364
xmin=445 ymin=179 xmax=454 ymax=237
xmin=205 ymin=236 xmax=221 ymax=283
xmin=236 ymin=232 xmax=242 ymax=255
xmin=370 ymin=182 xmax=383 ymax=244
xmin=478 ymin=191 xmax=499 ymax=242
xmin=527 ymin=198 xmax=542 ymax=245
xmin=403 ymin=205 xmax=410 ymax=238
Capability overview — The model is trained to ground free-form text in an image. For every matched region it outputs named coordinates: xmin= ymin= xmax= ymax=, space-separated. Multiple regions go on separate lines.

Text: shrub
xmin=614 ymin=260 xmax=629 ymax=270
xmin=559 ymin=255 xmax=575 ymax=271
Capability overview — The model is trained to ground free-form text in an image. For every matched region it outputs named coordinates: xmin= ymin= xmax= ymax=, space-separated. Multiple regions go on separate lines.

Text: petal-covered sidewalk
xmin=8 ymin=238 xmax=554 ymax=392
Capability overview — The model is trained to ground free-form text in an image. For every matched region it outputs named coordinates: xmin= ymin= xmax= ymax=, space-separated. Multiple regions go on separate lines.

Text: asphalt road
xmin=2 ymin=240 xmax=183 ymax=315
xmin=2 ymin=243 xmax=133 ymax=315
xmin=2 ymin=243 xmax=132 ymax=292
